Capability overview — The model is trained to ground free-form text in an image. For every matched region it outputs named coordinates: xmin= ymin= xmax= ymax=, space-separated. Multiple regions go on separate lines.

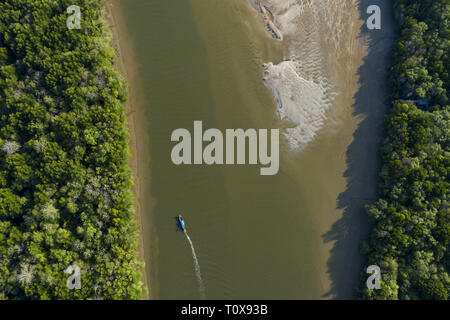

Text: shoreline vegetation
xmin=106 ymin=0 xmax=150 ymax=299
xmin=0 ymin=0 xmax=142 ymax=299
xmin=362 ymin=0 xmax=449 ymax=299
xmin=0 ymin=0 xmax=447 ymax=301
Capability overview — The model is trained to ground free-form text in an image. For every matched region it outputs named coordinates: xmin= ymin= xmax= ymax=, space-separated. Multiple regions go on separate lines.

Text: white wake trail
xmin=184 ymin=230 xmax=206 ymax=299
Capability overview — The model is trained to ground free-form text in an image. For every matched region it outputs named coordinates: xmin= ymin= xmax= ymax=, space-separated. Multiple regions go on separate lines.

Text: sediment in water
xmin=251 ymin=0 xmax=359 ymax=150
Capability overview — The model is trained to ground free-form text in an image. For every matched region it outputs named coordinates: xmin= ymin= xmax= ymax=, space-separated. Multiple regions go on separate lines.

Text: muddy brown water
xmin=113 ymin=0 xmax=395 ymax=299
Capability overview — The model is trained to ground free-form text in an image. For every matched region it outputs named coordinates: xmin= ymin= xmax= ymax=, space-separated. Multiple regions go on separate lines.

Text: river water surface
xmin=113 ymin=0 xmax=394 ymax=299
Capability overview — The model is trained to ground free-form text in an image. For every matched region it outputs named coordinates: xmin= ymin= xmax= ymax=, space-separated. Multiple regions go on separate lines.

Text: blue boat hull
xmin=177 ymin=215 xmax=185 ymax=231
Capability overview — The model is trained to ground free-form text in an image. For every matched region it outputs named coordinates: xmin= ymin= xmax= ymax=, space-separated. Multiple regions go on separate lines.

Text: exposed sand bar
xmin=253 ymin=1 xmax=283 ymax=40
xmin=250 ymin=0 xmax=396 ymax=297
xmin=251 ymin=0 xmax=365 ymax=150
xmin=107 ymin=0 xmax=395 ymax=299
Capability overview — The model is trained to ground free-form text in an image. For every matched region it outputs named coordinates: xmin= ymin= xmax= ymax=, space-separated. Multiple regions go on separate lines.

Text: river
xmin=111 ymin=0 xmax=395 ymax=299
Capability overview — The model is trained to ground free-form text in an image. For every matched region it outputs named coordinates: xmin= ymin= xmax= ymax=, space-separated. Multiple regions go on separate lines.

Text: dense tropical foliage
xmin=0 ymin=0 xmax=142 ymax=299
xmin=362 ymin=0 xmax=449 ymax=299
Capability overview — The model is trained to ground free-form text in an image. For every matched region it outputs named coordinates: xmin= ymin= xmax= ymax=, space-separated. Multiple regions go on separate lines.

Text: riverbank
xmin=0 ymin=0 xmax=143 ymax=299
xmin=106 ymin=0 xmax=152 ymax=299
xmin=249 ymin=0 xmax=396 ymax=298
xmin=363 ymin=0 xmax=449 ymax=300
xmin=109 ymin=0 xmax=396 ymax=299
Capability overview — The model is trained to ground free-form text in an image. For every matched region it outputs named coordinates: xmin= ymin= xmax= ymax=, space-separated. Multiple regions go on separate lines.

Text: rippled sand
xmin=114 ymin=0 xmax=394 ymax=299
xmin=251 ymin=0 xmax=360 ymax=150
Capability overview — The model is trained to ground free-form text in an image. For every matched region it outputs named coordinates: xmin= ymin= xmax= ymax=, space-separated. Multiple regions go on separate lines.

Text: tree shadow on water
xmin=322 ymin=0 xmax=396 ymax=299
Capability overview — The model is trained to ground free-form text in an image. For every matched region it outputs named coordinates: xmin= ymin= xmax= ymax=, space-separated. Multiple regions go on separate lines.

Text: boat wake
xmin=184 ymin=230 xmax=206 ymax=299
